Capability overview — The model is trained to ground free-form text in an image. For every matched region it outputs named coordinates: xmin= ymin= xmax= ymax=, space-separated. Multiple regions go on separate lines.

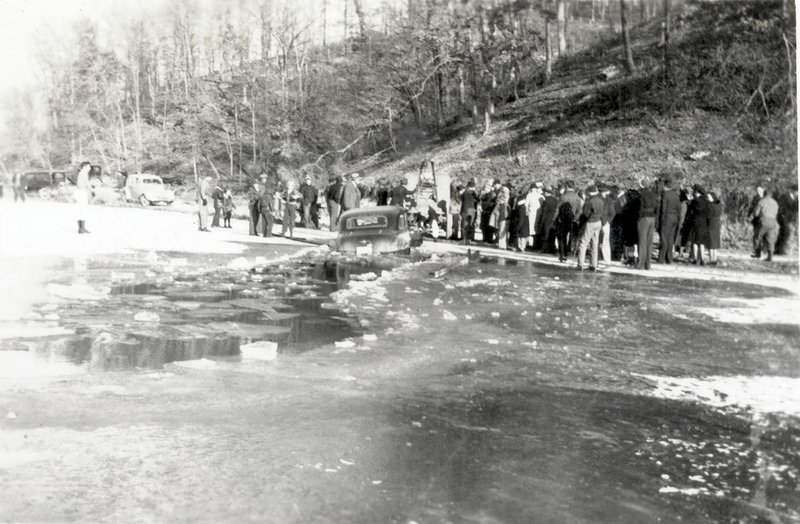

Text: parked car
xmin=336 ymin=206 xmax=423 ymax=255
xmin=22 ymin=171 xmax=67 ymax=196
xmin=123 ymin=173 xmax=175 ymax=206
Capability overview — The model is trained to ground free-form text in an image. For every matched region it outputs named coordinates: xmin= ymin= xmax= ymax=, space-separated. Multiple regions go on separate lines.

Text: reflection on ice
xmin=636 ymin=374 xmax=800 ymax=417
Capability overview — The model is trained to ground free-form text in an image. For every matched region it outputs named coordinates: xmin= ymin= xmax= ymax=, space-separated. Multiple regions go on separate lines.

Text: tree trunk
xmin=353 ymin=0 xmax=367 ymax=40
xmin=621 ymin=0 xmax=636 ymax=74
xmin=458 ymin=65 xmax=466 ymax=108
xmin=662 ymin=0 xmax=670 ymax=83
xmin=260 ymin=0 xmax=272 ymax=63
xmin=387 ymin=107 xmax=396 ymax=151
xmin=343 ymin=0 xmax=349 ymax=51
xmin=557 ymin=0 xmax=567 ymax=57
xmin=322 ymin=0 xmax=327 ymax=47
xmin=639 ymin=0 xmax=646 ymax=21
xmin=545 ymin=19 xmax=553 ymax=84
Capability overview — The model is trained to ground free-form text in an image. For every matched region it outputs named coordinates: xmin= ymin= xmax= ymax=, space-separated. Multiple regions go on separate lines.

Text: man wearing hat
xmin=248 ymin=181 xmax=262 ymax=235
xmin=576 ymin=184 xmax=604 ymax=270
xmin=657 ymin=177 xmax=682 ymax=264
xmin=299 ymin=174 xmax=318 ymax=229
xmin=340 ymin=172 xmax=361 ymax=214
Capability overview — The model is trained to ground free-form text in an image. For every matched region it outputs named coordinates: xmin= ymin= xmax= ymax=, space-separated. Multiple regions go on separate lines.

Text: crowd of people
xmin=442 ymin=176 xmax=798 ymax=270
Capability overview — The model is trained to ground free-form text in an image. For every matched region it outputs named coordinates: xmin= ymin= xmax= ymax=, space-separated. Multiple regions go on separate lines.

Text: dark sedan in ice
xmin=336 ymin=206 xmax=422 ymax=255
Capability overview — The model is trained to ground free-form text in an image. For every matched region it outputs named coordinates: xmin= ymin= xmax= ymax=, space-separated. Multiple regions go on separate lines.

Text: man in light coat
xmin=340 ymin=173 xmax=362 ymax=214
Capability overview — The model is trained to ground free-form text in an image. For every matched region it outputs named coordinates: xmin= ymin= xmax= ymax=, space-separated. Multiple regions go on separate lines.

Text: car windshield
xmin=346 ymin=215 xmax=388 ymax=229
xmin=143 ymin=178 xmax=161 ymax=184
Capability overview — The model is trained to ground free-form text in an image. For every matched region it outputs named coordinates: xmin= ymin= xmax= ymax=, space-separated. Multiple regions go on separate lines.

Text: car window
xmin=346 ymin=215 xmax=388 ymax=229
xmin=398 ymin=214 xmax=406 ymax=229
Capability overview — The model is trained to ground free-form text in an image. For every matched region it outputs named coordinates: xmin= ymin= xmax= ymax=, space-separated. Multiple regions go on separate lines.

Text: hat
xmin=534 ymin=181 xmax=544 ymax=189
xmin=597 ymin=184 xmax=609 ymax=193
xmin=587 ymin=185 xmax=598 ymax=195
xmin=693 ymin=184 xmax=706 ymax=194
xmin=351 ymin=172 xmax=360 ymax=179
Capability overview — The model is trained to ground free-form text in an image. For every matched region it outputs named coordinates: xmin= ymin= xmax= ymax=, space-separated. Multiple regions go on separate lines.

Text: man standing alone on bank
xmin=75 ymin=162 xmax=91 ymax=234
xmin=299 ymin=174 xmax=318 ymax=229
xmin=657 ymin=177 xmax=682 ymax=264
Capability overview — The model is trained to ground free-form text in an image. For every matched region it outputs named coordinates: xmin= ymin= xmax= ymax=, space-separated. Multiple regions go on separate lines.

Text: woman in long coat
xmin=494 ymin=186 xmax=511 ymax=250
xmin=621 ymin=188 xmax=640 ymax=265
xmin=707 ymin=191 xmax=723 ymax=266
xmin=689 ymin=185 xmax=710 ymax=265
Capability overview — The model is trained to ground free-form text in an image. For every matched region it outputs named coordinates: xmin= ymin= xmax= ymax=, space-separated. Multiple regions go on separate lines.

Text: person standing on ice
xmin=211 ymin=182 xmax=224 ymax=228
xmin=75 ymin=161 xmax=91 ymax=234
xmin=197 ymin=176 xmax=211 ymax=232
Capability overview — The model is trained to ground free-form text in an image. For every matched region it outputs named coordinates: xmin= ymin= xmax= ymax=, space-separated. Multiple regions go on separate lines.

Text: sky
xmin=0 ymin=0 xmax=109 ymax=93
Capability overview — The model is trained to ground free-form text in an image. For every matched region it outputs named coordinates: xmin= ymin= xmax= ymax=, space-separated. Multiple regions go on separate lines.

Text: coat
xmin=341 ymin=181 xmax=361 ymax=211
xmin=708 ymin=200 xmax=722 ymax=249
xmin=689 ymin=197 xmax=711 ymax=246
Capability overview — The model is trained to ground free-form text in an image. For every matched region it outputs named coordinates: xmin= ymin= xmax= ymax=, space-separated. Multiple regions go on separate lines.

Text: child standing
xmin=222 ymin=189 xmax=235 ymax=228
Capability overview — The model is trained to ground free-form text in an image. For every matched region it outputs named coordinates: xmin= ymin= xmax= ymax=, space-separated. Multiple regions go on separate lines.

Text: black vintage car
xmin=336 ymin=206 xmax=423 ymax=255
xmin=22 ymin=170 xmax=68 ymax=193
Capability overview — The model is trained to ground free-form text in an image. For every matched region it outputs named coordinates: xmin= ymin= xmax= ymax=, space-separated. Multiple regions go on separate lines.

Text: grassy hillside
xmin=362 ymin=0 xmax=796 ymax=248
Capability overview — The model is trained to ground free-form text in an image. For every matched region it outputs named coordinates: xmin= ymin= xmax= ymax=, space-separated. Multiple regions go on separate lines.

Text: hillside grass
xmin=363 ymin=0 xmax=796 ymax=252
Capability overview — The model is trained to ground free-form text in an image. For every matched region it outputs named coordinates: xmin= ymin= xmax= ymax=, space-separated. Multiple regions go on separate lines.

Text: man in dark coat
xmin=657 ymin=177 xmax=682 ymax=264
xmin=389 ymin=180 xmax=409 ymax=207
xmin=748 ymin=182 xmax=766 ymax=257
xmin=376 ymin=180 xmax=390 ymax=206
xmin=247 ymin=181 xmax=262 ymax=236
xmin=325 ymin=176 xmax=343 ymax=231
xmin=636 ymin=178 xmax=659 ymax=270
xmin=460 ymin=180 xmax=479 ymax=245
xmin=537 ymin=186 xmax=558 ymax=253
xmin=480 ymin=180 xmax=500 ymax=244
xmin=298 ymin=175 xmax=318 ymax=229
xmin=555 ymin=181 xmax=582 ymax=262
xmin=258 ymin=184 xmax=274 ymax=237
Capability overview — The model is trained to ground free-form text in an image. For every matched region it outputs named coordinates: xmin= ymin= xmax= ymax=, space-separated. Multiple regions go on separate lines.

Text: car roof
xmin=339 ymin=206 xmax=405 ymax=219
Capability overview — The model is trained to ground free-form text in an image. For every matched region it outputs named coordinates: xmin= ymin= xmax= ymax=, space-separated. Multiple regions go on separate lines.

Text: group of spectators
xmin=238 ymin=172 xmax=364 ymax=238
xmin=448 ymin=176 xmax=798 ymax=270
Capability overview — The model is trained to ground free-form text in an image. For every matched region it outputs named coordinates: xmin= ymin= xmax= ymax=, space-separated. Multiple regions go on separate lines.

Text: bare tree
xmin=557 ymin=0 xmax=567 ymax=56
xmin=621 ymin=0 xmax=636 ymax=74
